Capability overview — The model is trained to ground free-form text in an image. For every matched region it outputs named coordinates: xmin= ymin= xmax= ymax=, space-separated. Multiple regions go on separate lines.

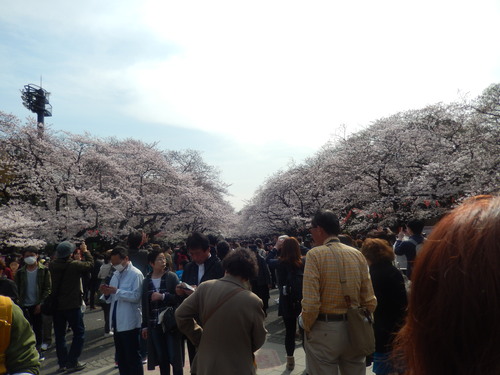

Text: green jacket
xmin=2 ymin=297 xmax=40 ymax=374
xmin=14 ymin=263 xmax=51 ymax=307
xmin=49 ymin=252 xmax=93 ymax=310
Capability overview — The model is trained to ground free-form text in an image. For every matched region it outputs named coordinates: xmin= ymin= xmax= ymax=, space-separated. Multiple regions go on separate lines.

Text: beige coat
xmin=175 ymin=274 xmax=267 ymax=375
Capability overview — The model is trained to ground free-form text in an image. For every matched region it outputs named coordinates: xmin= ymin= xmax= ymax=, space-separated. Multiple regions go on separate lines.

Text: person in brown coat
xmin=175 ymin=248 xmax=267 ymax=375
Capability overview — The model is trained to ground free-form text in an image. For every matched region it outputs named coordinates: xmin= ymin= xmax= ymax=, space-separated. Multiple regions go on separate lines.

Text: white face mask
xmin=114 ymin=263 xmax=125 ymax=273
xmin=24 ymin=256 xmax=37 ymax=266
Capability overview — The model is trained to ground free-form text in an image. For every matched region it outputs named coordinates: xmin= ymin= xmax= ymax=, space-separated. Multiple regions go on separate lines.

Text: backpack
xmin=408 ymin=238 xmax=425 ymax=255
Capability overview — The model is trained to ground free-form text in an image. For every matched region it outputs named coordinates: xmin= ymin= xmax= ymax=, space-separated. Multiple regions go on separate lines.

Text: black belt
xmin=317 ymin=313 xmax=348 ymax=322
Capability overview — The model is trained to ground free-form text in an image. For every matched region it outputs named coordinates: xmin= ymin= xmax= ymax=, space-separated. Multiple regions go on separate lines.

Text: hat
xmin=56 ymin=241 xmax=75 ymax=258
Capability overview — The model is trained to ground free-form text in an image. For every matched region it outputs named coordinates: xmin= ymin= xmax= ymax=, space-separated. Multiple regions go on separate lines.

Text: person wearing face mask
xmin=100 ymin=246 xmax=144 ymax=375
xmin=14 ymin=246 xmax=51 ymax=361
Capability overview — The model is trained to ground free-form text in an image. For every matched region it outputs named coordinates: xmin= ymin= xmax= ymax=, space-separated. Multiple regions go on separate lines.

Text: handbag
xmin=331 ymin=244 xmax=375 ymax=356
xmin=344 ymin=295 xmax=375 ymax=356
xmin=159 ymin=306 xmax=177 ymax=333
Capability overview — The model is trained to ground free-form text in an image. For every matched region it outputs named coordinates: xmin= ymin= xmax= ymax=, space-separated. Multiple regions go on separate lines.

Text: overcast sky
xmin=1 ymin=0 xmax=499 ymax=210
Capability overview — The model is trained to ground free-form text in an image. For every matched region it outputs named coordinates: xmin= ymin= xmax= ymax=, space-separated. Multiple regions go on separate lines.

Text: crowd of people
xmin=0 ymin=194 xmax=499 ymax=375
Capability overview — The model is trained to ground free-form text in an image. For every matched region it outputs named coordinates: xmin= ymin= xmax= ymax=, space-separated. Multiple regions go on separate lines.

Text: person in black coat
xmin=276 ymin=237 xmax=304 ymax=371
xmin=175 ymin=232 xmax=224 ymax=365
xmin=361 ymin=238 xmax=407 ymax=375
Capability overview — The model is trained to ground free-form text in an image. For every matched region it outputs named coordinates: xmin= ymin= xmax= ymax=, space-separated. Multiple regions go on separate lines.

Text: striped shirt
xmin=301 ymin=237 xmax=377 ymax=332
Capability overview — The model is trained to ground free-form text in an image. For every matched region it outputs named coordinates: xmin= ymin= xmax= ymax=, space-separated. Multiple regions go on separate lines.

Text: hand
xmin=397 ymin=229 xmax=405 ymax=240
xmin=175 ymin=284 xmax=185 ymax=296
xmin=81 ymin=243 xmax=88 ymax=252
xmin=141 ymin=328 xmax=148 ymax=340
xmin=183 ymin=284 xmax=196 ymax=296
xmin=106 ymin=286 xmax=117 ymax=294
xmin=151 ymin=292 xmax=164 ymax=302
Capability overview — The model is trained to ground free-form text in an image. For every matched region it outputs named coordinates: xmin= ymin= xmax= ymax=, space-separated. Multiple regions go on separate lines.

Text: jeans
xmin=150 ymin=326 xmax=183 ymax=375
xmin=114 ymin=328 xmax=144 ymax=375
xmin=53 ymin=308 xmax=85 ymax=368
xmin=22 ymin=305 xmax=43 ymax=349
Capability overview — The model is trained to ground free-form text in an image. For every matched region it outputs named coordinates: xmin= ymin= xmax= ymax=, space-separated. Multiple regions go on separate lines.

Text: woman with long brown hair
xmin=361 ymin=238 xmax=407 ymax=375
xmin=277 ymin=237 xmax=304 ymax=371
xmin=394 ymin=195 xmax=500 ymax=375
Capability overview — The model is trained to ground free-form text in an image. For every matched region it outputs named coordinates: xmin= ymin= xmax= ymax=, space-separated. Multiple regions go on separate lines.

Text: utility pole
xmin=21 ymin=82 xmax=52 ymax=138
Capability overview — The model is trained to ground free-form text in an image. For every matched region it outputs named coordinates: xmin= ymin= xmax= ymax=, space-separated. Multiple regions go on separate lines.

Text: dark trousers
xmin=150 ymin=326 xmax=183 ymax=375
xmin=114 ymin=328 xmax=144 ymax=375
xmin=102 ymin=303 xmax=111 ymax=333
xmin=88 ymin=278 xmax=100 ymax=309
xmin=53 ymin=308 xmax=85 ymax=368
xmin=184 ymin=336 xmax=197 ymax=366
xmin=283 ymin=315 xmax=298 ymax=356
xmin=22 ymin=305 xmax=43 ymax=349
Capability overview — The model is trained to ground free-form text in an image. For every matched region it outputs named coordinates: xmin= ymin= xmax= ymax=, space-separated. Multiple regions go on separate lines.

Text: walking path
xmin=41 ymin=289 xmax=375 ymax=374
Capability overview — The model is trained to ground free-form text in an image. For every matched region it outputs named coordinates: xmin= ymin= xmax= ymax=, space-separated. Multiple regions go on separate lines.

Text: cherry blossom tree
xmin=238 ymin=84 xmax=500 ymax=236
xmin=0 ymin=114 xmax=235 ymax=248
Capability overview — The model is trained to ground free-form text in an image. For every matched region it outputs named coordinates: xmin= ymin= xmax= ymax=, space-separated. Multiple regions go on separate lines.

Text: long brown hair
xmin=360 ymin=238 xmax=395 ymax=265
xmin=393 ymin=195 xmax=500 ymax=375
xmin=279 ymin=237 xmax=303 ymax=269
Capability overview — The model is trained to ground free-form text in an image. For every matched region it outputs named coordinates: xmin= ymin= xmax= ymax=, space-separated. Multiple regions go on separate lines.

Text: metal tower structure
xmin=21 ymin=83 xmax=52 ymax=137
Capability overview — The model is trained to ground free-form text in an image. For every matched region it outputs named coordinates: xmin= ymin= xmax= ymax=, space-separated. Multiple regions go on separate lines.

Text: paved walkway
xmin=42 ymin=288 xmax=375 ymax=374
xmin=81 ymin=339 xmax=374 ymax=375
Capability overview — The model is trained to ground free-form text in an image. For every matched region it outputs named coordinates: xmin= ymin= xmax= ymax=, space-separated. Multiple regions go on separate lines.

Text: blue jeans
xmin=150 ymin=326 xmax=183 ymax=375
xmin=53 ymin=308 xmax=85 ymax=368
xmin=114 ymin=328 xmax=144 ymax=375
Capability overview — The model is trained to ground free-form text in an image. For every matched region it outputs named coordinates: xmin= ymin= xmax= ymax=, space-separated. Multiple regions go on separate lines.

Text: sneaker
xmin=56 ymin=367 xmax=66 ymax=373
xmin=104 ymin=331 xmax=114 ymax=337
xmin=65 ymin=362 xmax=87 ymax=373
xmin=38 ymin=352 xmax=45 ymax=361
xmin=114 ymin=362 xmax=119 ymax=369
xmin=142 ymin=358 xmax=147 ymax=365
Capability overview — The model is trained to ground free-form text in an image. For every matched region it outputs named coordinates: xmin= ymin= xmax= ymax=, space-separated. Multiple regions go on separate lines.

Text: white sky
xmin=1 ymin=0 xmax=499 ymax=210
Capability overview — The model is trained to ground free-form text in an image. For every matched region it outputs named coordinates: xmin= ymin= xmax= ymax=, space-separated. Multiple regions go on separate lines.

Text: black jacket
xmin=369 ymin=261 xmax=408 ymax=353
xmin=182 ymin=255 xmax=224 ymax=287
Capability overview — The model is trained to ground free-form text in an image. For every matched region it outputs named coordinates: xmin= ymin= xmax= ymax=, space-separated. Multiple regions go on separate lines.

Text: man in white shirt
xmin=100 ymin=246 xmax=144 ymax=375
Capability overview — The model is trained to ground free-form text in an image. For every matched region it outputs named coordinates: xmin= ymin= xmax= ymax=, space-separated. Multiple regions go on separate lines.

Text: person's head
xmin=406 ymin=219 xmax=425 ymax=236
xmin=360 ymin=238 xmax=395 ymax=265
xmin=255 ymin=238 xmax=263 ymax=248
xmin=394 ymin=195 xmax=500 ymax=375
xmin=309 ymin=210 xmax=341 ymax=245
xmin=56 ymin=241 xmax=76 ymax=259
xmin=216 ymin=241 xmax=231 ymax=260
xmin=128 ymin=230 xmax=143 ymax=249
xmin=148 ymin=249 xmax=167 ymax=272
xmin=21 ymin=247 xmax=39 ymax=266
xmin=279 ymin=237 xmax=303 ymax=268
xmin=275 ymin=235 xmax=289 ymax=250
xmin=110 ymin=246 xmax=129 ymax=272
xmin=186 ymin=232 xmax=210 ymax=265
xmin=222 ymin=248 xmax=258 ymax=281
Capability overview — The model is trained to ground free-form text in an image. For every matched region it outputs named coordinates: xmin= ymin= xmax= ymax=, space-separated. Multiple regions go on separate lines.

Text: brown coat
xmin=175 ymin=274 xmax=267 ymax=375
